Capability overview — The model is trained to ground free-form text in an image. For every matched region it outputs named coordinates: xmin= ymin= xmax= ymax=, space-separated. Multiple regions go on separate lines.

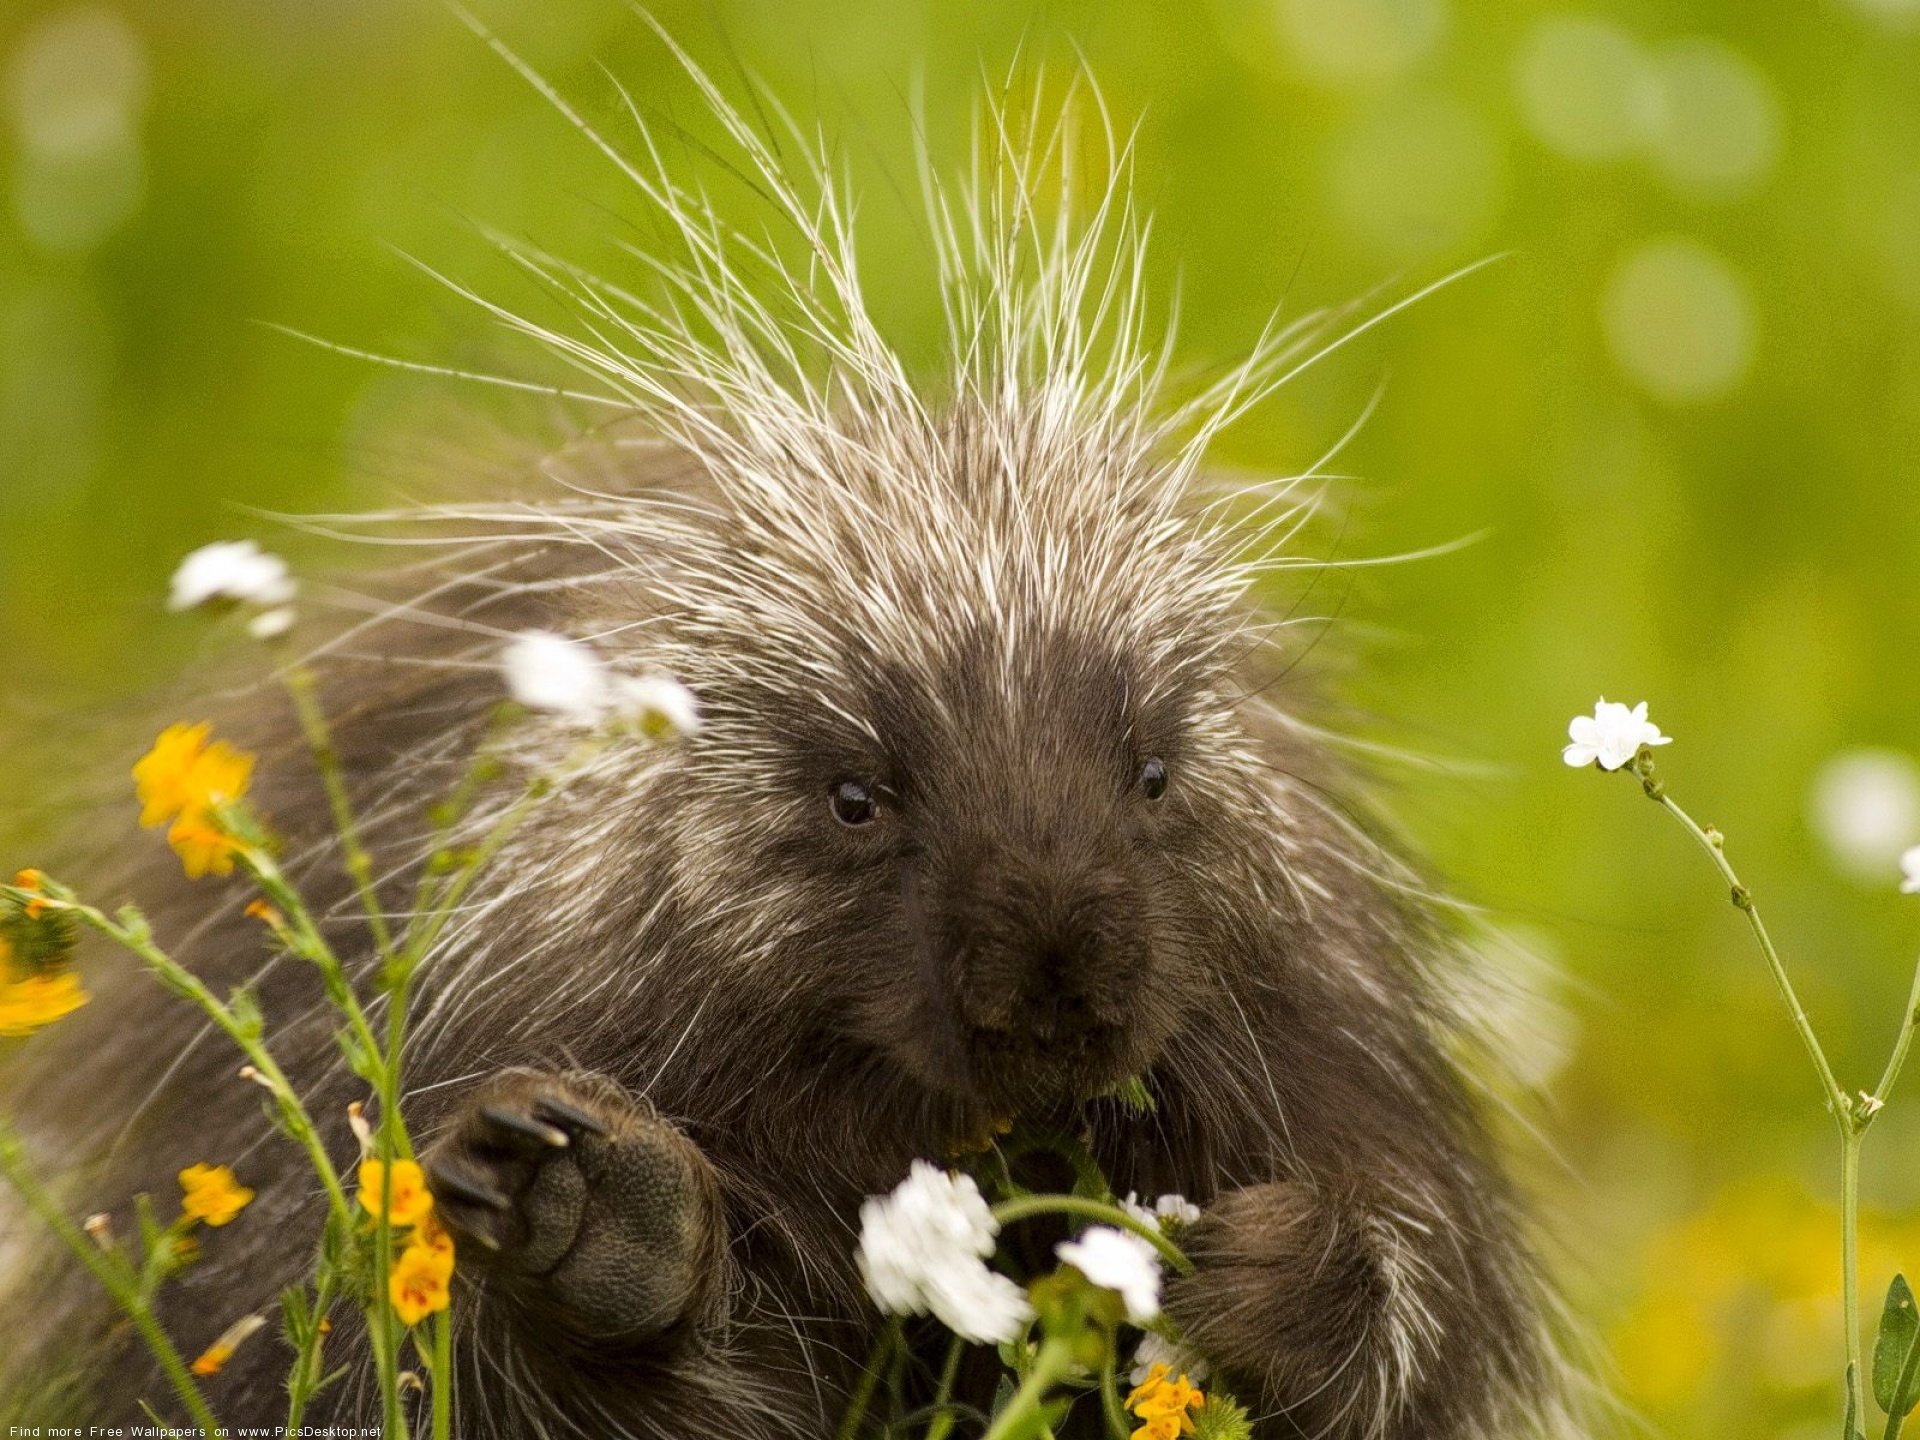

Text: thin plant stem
xmin=239 ymin=847 xmax=387 ymax=1078
xmin=1100 ymin=1351 xmax=1131 ymax=1439
xmin=0 ymin=1124 xmax=222 ymax=1435
xmin=1844 ymin=1131 xmax=1865 ymax=1434
xmin=981 ymin=1336 xmax=1075 ymax=1440
xmin=835 ymin=1317 xmax=902 ymax=1440
xmin=285 ymin=1266 xmax=338 ymax=1429
xmin=1645 ymin=782 xmax=1847 ymax=1115
xmin=43 ymin=896 xmax=352 ymax=1224
xmin=283 ymin=664 xmax=396 ymax=962
xmin=990 ymin=1194 xmax=1194 ymax=1275
xmin=924 ymin=1334 xmax=967 ymax=1440
xmin=432 ymin=1308 xmax=454 ymax=1440
xmin=1641 ymin=759 xmax=1864 ymax=1426
xmin=1869 ymin=951 xmax=1920 ymax=1111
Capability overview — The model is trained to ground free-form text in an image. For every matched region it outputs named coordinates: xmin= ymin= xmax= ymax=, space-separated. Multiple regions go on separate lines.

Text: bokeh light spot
xmin=1273 ymin=0 xmax=1447 ymax=88
xmin=4 ymin=5 xmax=147 ymax=159
xmin=1642 ymin=38 xmax=1781 ymax=201
xmin=1809 ymin=749 xmax=1920 ymax=884
xmin=1601 ymin=237 xmax=1755 ymax=405
xmin=1329 ymin=92 xmax=1505 ymax=262
xmin=1513 ymin=15 xmax=1652 ymax=164
xmin=4 ymin=5 xmax=149 ymax=251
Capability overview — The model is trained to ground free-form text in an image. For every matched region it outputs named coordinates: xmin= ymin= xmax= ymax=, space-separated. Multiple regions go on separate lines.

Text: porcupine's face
xmin=682 ymin=491 xmax=1240 ymax=1115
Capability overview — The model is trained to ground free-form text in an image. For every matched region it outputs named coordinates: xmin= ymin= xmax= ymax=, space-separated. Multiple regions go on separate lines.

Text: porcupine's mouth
xmin=956 ymin=1005 xmax=1146 ymax=1110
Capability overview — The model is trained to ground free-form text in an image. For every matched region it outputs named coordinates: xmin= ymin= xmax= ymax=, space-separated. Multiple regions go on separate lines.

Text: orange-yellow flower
xmin=133 ymin=723 xmax=255 ymax=878
xmin=178 ymin=1163 xmax=255 ymax=1227
xmin=1126 ymin=1364 xmax=1205 ymax=1440
xmin=165 ymin=812 xmax=244 ymax=880
xmin=409 ymin=1209 xmax=456 ymax=1263
xmin=389 ymin=1238 xmax=454 ymax=1326
xmin=13 ymin=869 xmax=47 ymax=920
xmin=358 ymin=1158 xmax=434 ymax=1228
xmin=0 ymin=970 xmax=89 ymax=1036
xmin=189 ymin=1313 xmax=264 ymax=1377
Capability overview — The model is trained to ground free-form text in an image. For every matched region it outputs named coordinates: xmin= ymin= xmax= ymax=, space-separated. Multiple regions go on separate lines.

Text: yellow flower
xmin=409 ymin=1209 xmax=456 ymax=1262
xmin=358 ymin=1158 xmax=434 ymax=1228
xmin=189 ymin=1313 xmax=265 ymax=1377
xmin=165 ymin=812 xmax=244 ymax=880
xmin=1126 ymin=1364 xmax=1205 ymax=1440
xmin=389 ymin=1238 xmax=455 ymax=1325
xmin=133 ymin=723 xmax=255 ymax=878
xmin=13 ymin=869 xmax=48 ymax=921
xmin=0 ymin=970 xmax=90 ymax=1036
xmin=178 ymin=1163 xmax=255 ymax=1227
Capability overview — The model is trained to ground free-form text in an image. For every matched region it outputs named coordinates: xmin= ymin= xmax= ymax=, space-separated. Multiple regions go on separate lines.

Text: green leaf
xmin=1876 ymin=1276 xmax=1920 ymax=1419
xmin=1193 ymin=1390 xmax=1256 ymax=1440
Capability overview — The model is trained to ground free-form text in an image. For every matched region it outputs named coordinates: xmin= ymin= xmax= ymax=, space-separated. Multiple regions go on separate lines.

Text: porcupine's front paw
xmin=1165 ymin=1181 xmax=1434 ymax=1439
xmin=424 ymin=1068 xmax=724 ymax=1344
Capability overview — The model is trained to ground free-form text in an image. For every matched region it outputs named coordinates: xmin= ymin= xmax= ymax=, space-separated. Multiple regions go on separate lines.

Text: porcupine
xmin=0 ymin=23 xmax=1583 ymax=1440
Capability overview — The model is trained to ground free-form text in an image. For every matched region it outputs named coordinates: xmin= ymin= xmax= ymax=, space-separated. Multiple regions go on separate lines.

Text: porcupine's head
xmin=638 ymin=399 xmax=1274 ymax=1117
xmin=406 ymin=35 xmax=1348 ymax=1120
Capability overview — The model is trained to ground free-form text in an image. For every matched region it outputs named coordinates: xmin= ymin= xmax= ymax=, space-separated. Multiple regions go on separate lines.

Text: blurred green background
xmin=3 ymin=0 xmax=1919 ymax=1432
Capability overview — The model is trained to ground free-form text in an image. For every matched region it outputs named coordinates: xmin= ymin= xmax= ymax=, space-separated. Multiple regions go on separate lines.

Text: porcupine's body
xmin=1 ymin=32 xmax=1578 ymax=1440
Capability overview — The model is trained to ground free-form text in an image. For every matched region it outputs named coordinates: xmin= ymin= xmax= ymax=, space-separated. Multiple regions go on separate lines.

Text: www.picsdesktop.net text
xmin=6 ymin=1428 xmax=384 ymax=1438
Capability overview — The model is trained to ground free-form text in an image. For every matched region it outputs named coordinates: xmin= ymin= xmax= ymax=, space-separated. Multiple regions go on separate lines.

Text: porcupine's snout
xmin=929 ymin=823 xmax=1152 ymax=1092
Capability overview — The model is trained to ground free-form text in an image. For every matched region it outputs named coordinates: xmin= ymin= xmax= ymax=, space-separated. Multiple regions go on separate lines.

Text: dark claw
xmin=531 ymin=1095 xmax=608 ymax=1138
xmin=429 ymin=1161 xmax=512 ymax=1213
xmin=479 ymin=1104 xmax=570 ymax=1149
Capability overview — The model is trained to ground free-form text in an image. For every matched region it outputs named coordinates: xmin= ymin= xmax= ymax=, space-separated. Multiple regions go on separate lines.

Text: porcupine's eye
xmin=1138 ymin=757 xmax=1168 ymax=800
xmin=829 ymin=778 xmax=879 ymax=827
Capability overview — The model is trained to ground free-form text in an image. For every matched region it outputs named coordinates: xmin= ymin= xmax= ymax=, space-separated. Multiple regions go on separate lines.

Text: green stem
xmin=835 ymin=1317 xmax=902 ymax=1440
xmin=1649 ymin=788 xmax=1848 ymax=1117
xmin=240 ymin=849 xmax=387 ymax=1081
xmin=1100 ymin=1351 xmax=1131 ymax=1439
xmin=1844 ymin=1130 xmax=1865 ymax=1432
xmin=1643 ymin=766 xmax=1863 ymax=1426
xmin=1869 ymin=951 xmax=1920 ymax=1113
xmin=924 ymin=1334 xmax=967 ymax=1440
xmin=981 ymin=1336 xmax=1075 ymax=1440
xmin=432 ymin=1307 xmax=454 ymax=1440
xmin=0 ymin=1124 xmax=222 ymax=1435
xmin=62 ymin=900 xmax=351 ymax=1224
xmin=285 ymin=1266 xmax=337 ymax=1430
xmin=989 ymin=1194 xmax=1194 ymax=1275
xmin=284 ymin=665 xmax=396 ymax=962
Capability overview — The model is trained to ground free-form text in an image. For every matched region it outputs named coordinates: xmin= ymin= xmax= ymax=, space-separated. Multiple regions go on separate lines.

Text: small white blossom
xmin=246 ymin=606 xmax=297 ymax=641
xmin=503 ymin=631 xmax=608 ymax=725
xmin=1562 ymin=698 xmax=1672 ymax=772
xmin=1902 ymin=846 xmax=1920 ymax=896
xmin=169 ymin=541 xmax=297 ymax=613
xmin=857 ymin=1161 xmax=1032 ymax=1344
xmin=1130 ymin=1331 xmax=1210 ymax=1387
xmin=1121 ymin=1192 xmax=1202 ymax=1232
xmin=610 ymin=674 xmax=702 ymax=740
xmin=1056 ymin=1225 xmax=1162 ymax=1323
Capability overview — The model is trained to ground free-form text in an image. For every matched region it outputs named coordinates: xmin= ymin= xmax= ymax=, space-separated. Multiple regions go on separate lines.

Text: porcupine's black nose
xmin=939 ymin=834 xmax=1149 ymax=1052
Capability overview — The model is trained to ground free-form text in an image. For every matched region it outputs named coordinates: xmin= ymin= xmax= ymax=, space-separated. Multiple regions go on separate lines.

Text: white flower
xmin=1056 ymin=1225 xmax=1162 ymax=1323
xmin=168 ymin=541 xmax=297 ymax=613
xmin=1130 ymin=1331 xmax=1210 ymax=1387
xmin=247 ymin=607 xmax=297 ymax=641
xmin=1902 ymin=846 xmax=1920 ymax=896
xmin=1121 ymin=1192 xmax=1202 ymax=1232
xmin=857 ymin=1161 xmax=1032 ymax=1344
xmin=502 ymin=631 xmax=609 ymax=725
xmin=1562 ymin=698 xmax=1672 ymax=772
xmin=610 ymin=674 xmax=702 ymax=740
